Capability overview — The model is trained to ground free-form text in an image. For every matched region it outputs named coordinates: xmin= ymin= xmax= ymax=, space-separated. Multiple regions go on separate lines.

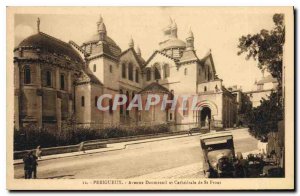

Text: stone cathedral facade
xmin=14 ymin=16 xmax=237 ymax=134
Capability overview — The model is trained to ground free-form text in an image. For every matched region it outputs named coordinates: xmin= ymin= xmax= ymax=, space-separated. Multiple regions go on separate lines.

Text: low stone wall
xmin=14 ymin=129 xmax=206 ymax=160
xmin=14 ymin=125 xmax=214 ymax=159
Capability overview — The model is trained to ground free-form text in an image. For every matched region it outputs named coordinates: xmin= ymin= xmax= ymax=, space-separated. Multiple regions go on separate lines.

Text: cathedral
xmin=14 ymin=16 xmax=237 ymax=133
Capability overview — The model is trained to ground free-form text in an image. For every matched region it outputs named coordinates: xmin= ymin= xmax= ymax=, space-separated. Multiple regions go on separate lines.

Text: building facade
xmin=14 ymin=16 xmax=238 ymax=133
xmin=245 ymin=74 xmax=278 ymax=108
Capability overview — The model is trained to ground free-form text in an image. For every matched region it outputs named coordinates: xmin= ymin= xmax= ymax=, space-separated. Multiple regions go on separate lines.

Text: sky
xmin=14 ymin=7 xmax=277 ymax=91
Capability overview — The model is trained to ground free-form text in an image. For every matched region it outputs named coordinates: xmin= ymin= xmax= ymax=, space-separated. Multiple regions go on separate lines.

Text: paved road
xmin=14 ymin=128 xmax=258 ymax=179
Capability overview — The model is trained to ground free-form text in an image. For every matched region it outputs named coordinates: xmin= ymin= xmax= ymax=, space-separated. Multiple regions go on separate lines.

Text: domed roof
xmin=81 ymin=34 xmax=121 ymax=57
xmin=18 ymin=32 xmax=83 ymax=63
xmin=159 ymin=38 xmax=186 ymax=50
xmin=83 ymin=33 xmax=119 ymax=47
xmin=81 ymin=16 xmax=122 ymax=58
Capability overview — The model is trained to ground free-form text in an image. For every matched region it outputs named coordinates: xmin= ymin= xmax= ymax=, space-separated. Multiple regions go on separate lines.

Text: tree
xmin=237 ymin=14 xmax=285 ymax=88
xmin=237 ymin=14 xmax=285 ymax=137
xmin=246 ymin=91 xmax=283 ymax=137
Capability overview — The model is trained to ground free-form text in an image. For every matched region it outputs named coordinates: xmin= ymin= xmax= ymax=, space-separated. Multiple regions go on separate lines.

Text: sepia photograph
xmin=6 ymin=6 xmax=294 ymax=190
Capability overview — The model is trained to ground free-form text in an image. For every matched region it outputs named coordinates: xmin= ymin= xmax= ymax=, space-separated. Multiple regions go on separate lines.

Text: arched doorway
xmin=199 ymin=107 xmax=211 ymax=127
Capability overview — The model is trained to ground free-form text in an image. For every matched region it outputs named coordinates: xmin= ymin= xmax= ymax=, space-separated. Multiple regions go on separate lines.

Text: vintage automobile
xmin=200 ymin=131 xmax=235 ymax=178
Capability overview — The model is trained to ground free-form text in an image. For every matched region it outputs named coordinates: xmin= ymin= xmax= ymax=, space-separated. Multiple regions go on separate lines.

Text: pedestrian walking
xmin=22 ymin=151 xmax=32 ymax=179
xmin=29 ymin=151 xmax=38 ymax=179
xmin=79 ymin=142 xmax=85 ymax=153
xmin=36 ymin=145 xmax=42 ymax=160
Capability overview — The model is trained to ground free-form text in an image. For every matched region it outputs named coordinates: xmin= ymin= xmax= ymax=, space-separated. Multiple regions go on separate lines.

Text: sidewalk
xmin=14 ymin=132 xmax=203 ymax=165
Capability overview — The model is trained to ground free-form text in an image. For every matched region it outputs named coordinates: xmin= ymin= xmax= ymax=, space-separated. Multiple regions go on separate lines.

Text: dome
xmin=81 ymin=34 xmax=121 ymax=57
xmin=81 ymin=15 xmax=121 ymax=58
xmin=159 ymin=38 xmax=186 ymax=50
xmin=18 ymin=32 xmax=83 ymax=63
xmin=83 ymin=34 xmax=119 ymax=47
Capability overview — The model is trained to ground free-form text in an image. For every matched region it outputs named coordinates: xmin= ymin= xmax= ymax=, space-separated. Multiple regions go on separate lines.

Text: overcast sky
xmin=14 ymin=7 xmax=276 ymax=91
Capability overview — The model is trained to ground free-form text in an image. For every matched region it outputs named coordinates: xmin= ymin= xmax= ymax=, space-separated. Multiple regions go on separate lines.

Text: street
xmin=14 ymin=128 xmax=258 ymax=179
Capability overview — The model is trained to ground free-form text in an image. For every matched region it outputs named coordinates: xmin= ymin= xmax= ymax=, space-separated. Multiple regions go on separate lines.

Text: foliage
xmin=239 ymin=93 xmax=253 ymax=115
xmin=14 ymin=123 xmax=170 ymax=151
xmin=237 ymin=14 xmax=285 ymax=138
xmin=14 ymin=125 xmax=57 ymax=151
xmin=237 ymin=13 xmax=285 ymax=87
xmin=246 ymin=91 xmax=283 ymax=138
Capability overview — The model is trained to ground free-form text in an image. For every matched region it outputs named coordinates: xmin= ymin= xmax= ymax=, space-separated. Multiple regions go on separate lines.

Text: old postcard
xmin=6 ymin=6 xmax=294 ymax=190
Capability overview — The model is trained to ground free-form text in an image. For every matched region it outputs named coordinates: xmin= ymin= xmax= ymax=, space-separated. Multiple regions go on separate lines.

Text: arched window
xmin=93 ymin=64 xmax=96 ymax=72
xmin=109 ymin=65 xmax=113 ymax=73
xmin=46 ymin=71 xmax=52 ymax=87
xmin=154 ymin=68 xmax=161 ymax=80
xmin=81 ymin=96 xmax=85 ymax=107
xmin=169 ymin=113 xmax=173 ymax=120
xmin=95 ymin=96 xmax=98 ymax=107
xmin=128 ymin=63 xmax=133 ymax=81
xmin=163 ymin=64 xmax=170 ymax=78
xmin=122 ymin=63 xmax=126 ymax=78
xmin=146 ymin=69 xmax=151 ymax=81
xmin=184 ymin=68 xmax=188 ymax=76
xmin=60 ymin=74 xmax=65 ymax=90
xmin=24 ymin=67 xmax=31 ymax=84
xmin=204 ymin=86 xmax=207 ymax=92
xmin=135 ymin=69 xmax=139 ymax=83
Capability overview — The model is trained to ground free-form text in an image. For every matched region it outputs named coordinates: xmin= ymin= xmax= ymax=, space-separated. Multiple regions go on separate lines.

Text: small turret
xmin=37 ymin=17 xmax=40 ymax=33
xmin=97 ymin=15 xmax=107 ymax=41
xmin=128 ymin=37 xmax=134 ymax=48
xmin=170 ymin=19 xmax=178 ymax=38
xmin=186 ymin=28 xmax=194 ymax=51
xmin=136 ymin=45 xmax=141 ymax=56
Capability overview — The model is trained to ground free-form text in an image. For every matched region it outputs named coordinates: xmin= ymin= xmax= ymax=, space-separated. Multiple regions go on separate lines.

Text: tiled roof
xmin=81 ymin=35 xmax=122 ymax=58
xmin=18 ymin=32 xmax=83 ymax=64
xmin=179 ymin=50 xmax=199 ymax=63
xmin=256 ymin=75 xmax=277 ymax=85
xmin=144 ymin=50 xmax=178 ymax=68
xmin=75 ymin=69 xmax=103 ymax=85
xmin=120 ymin=47 xmax=146 ymax=68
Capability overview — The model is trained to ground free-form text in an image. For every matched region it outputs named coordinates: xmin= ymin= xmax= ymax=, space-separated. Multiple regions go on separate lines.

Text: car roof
xmin=199 ymin=131 xmax=233 ymax=140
